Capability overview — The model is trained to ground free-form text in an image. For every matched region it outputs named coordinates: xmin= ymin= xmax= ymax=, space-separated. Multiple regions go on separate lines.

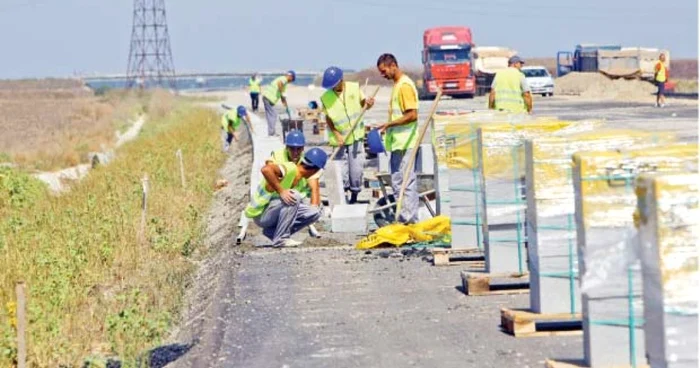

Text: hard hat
xmin=285 ymin=130 xmax=306 ymax=148
xmin=322 ymin=66 xmax=343 ymax=89
xmin=287 ymin=70 xmax=296 ymax=81
xmin=236 ymin=105 xmax=247 ymax=117
xmin=367 ymin=128 xmax=385 ymax=154
xmin=302 ymin=147 xmax=328 ymax=169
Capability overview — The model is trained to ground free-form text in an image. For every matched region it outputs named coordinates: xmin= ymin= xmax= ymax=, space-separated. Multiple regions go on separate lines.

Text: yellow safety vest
xmin=655 ymin=61 xmax=667 ymax=83
xmin=320 ymin=82 xmax=365 ymax=147
xmin=249 ymin=77 xmax=261 ymax=93
xmin=269 ymin=148 xmax=310 ymax=198
xmin=386 ymin=74 xmax=419 ymax=152
xmin=221 ymin=110 xmax=242 ymax=131
xmin=262 ymin=76 xmax=288 ymax=105
xmin=492 ymin=67 xmax=527 ymax=113
xmin=244 ymin=162 xmax=310 ymax=218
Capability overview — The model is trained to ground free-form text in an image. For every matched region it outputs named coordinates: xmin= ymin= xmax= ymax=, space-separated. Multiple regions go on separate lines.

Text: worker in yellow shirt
xmin=221 ymin=105 xmax=253 ymax=152
xmin=262 ymin=70 xmax=296 ymax=137
xmin=248 ymin=73 xmax=261 ymax=112
xmin=320 ymin=66 xmax=375 ymax=204
xmin=488 ymin=55 xmax=532 ymax=114
xmin=376 ymin=53 xmax=420 ymax=224
xmin=654 ymin=53 xmax=669 ymax=108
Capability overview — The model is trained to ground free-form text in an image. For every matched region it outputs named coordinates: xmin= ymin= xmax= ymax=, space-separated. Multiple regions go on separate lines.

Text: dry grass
xmin=0 ymin=102 xmax=225 ymax=366
xmin=0 ymin=80 xmax=148 ymax=171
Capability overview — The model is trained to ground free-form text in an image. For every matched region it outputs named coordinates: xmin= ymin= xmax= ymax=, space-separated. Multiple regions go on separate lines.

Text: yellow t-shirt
xmin=397 ymin=83 xmax=418 ymax=113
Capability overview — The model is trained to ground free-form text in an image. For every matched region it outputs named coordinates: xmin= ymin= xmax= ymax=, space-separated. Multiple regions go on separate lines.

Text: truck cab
xmin=420 ymin=27 xmax=476 ymax=100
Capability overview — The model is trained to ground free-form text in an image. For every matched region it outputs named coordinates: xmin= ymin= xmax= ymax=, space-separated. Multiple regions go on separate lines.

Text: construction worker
xmin=221 ymin=105 xmax=253 ymax=152
xmin=248 ymin=73 xmax=261 ymax=112
xmin=488 ymin=55 xmax=533 ymax=114
xmin=262 ymin=70 xmax=296 ymax=137
xmin=375 ymin=53 xmax=420 ymax=224
xmin=320 ymin=66 xmax=375 ymax=204
xmin=244 ymin=147 xmax=327 ymax=248
xmin=266 ymin=130 xmax=323 ymax=184
xmin=654 ymin=53 xmax=669 ymax=108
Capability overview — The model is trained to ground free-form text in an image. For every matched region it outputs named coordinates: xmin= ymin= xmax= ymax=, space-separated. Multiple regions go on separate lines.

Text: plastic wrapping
xmin=636 ymin=173 xmax=698 ymax=368
xmin=526 ymin=130 xmax=677 ymax=314
xmin=355 ymin=215 xmax=451 ymax=249
xmin=573 ymin=143 xmax=699 ymax=367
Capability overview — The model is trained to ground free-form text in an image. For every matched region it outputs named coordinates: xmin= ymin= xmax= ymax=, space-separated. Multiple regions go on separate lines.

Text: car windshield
xmin=428 ymin=49 xmax=470 ymax=63
xmin=522 ymin=68 xmax=549 ymax=78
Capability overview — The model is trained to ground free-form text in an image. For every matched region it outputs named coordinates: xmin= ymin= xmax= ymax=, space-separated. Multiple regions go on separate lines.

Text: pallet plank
xmin=432 ymin=248 xmax=483 ymax=266
xmin=461 ymin=271 xmax=530 ymax=296
xmin=501 ymin=308 xmax=582 ymax=338
xmin=544 ymin=359 xmax=649 ymax=368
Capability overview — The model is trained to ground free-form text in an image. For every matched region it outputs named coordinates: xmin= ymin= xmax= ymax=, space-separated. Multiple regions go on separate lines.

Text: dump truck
xmin=419 ymin=26 xmax=476 ymax=100
xmin=472 ymin=46 xmax=517 ymax=96
xmin=557 ymin=44 xmax=670 ymax=81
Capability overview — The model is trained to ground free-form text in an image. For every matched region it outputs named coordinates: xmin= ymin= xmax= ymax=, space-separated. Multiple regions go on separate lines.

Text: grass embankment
xmin=0 ymin=94 xmax=226 ymax=366
xmin=0 ymin=80 xmax=152 ymax=171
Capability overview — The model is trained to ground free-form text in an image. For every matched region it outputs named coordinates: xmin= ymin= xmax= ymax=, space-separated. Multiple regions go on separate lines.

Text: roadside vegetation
xmin=0 ymin=91 xmax=226 ymax=366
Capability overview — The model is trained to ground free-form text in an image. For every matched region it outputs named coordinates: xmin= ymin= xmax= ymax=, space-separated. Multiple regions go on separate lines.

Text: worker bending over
xmin=221 ymin=105 xmax=253 ymax=152
xmin=320 ymin=66 xmax=375 ymax=204
xmin=488 ymin=55 xmax=532 ymax=114
xmin=262 ymin=70 xmax=296 ymax=137
xmin=376 ymin=53 xmax=420 ymax=224
xmin=244 ymin=148 xmax=327 ymax=248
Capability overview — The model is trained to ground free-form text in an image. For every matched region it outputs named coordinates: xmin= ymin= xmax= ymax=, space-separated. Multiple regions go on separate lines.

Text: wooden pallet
xmin=544 ymin=359 xmax=649 ymax=368
xmin=460 ymin=271 xmax=529 ymax=296
xmin=501 ymin=308 xmax=582 ymax=338
xmin=431 ymin=248 xmax=484 ymax=266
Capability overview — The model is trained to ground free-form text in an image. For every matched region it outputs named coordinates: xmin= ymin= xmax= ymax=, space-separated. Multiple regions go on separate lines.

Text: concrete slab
xmin=331 ymin=204 xmax=368 ymax=234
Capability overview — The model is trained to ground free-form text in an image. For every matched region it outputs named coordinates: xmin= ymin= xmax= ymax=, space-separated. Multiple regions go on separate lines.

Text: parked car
xmin=522 ymin=66 xmax=554 ymax=96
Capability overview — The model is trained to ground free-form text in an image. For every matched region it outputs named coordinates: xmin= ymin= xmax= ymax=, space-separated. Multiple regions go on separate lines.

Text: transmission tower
xmin=126 ymin=0 xmax=177 ymax=90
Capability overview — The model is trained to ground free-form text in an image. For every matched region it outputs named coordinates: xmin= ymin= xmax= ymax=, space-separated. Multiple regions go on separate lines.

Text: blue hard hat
xmin=367 ymin=128 xmax=385 ymax=154
xmin=287 ymin=70 xmax=296 ymax=81
xmin=322 ymin=66 xmax=343 ymax=89
xmin=236 ymin=105 xmax=247 ymax=117
xmin=285 ymin=130 xmax=305 ymax=148
xmin=302 ymin=147 xmax=328 ymax=169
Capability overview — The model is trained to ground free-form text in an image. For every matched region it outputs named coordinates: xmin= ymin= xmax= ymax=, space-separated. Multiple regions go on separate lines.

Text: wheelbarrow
xmin=369 ymin=172 xmax=437 ymax=227
xmin=280 ymin=117 xmax=304 ymax=142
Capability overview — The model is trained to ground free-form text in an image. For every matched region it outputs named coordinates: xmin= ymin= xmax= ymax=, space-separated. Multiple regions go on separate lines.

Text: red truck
xmin=419 ymin=26 xmax=476 ymax=100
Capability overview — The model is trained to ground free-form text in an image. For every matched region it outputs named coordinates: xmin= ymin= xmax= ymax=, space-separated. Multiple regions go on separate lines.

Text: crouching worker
xmin=244 ymin=148 xmax=328 ymax=248
xmin=221 ymin=105 xmax=253 ymax=152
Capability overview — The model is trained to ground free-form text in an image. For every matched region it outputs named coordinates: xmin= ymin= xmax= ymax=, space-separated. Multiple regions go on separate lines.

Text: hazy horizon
xmin=0 ymin=0 xmax=697 ymax=79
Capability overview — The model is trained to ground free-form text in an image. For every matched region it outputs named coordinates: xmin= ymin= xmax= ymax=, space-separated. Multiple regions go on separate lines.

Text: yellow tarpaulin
xmin=355 ymin=216 xmax=451 ymax=249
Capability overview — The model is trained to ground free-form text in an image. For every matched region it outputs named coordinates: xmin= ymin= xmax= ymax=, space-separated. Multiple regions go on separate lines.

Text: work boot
xmin=349 ymin=191 xmax=359 ymax=204
xmin=274 ymin=239 xmax=301 ymax=248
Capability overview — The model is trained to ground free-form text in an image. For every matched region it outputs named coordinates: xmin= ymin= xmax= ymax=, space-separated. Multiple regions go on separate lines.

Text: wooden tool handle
xmin=329 ymin=86 xmax=381 ymax=160
xmin=394 ymin=89 xmax=442 ymax=221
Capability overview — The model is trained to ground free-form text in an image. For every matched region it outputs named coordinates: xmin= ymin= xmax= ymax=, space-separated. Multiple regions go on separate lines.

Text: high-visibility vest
xmin=244 ymin=162 xmax=309 ymax=218
xmin=655 ymin=61 xmax=667 ymax=83
xmin=320 ymin=82 xmax=365 ymax=147
xmin=386 ymin=74 xmax=419 ymax=152
xmin=262 ymin=76 xmax=288 ymax=105
xmin=492 ymin=67 xmax=527 ymax=113
xmin=221 ymin=110 xmax=242 ymax=131
xmin=249 ymin=77 xmax=261 ymax=93
xmin=270 ymin=148 xmax=310 ymax=198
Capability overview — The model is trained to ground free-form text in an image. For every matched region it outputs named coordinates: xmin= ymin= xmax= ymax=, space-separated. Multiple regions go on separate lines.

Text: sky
xmin=0 ymin=0 xmax=697 ymax=78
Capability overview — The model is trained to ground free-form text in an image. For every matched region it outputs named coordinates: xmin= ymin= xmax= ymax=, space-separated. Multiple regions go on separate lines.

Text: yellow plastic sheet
xmin=355 ymin=215 xmax=451 ymax=249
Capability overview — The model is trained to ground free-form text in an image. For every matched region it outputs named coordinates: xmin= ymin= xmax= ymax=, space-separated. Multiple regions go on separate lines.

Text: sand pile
xmin=554 ymin=72 xmax=656 ymax=101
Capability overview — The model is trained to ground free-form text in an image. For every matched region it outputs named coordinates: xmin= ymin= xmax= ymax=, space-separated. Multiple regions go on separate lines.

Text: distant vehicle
xmin=419 ymin=26 xmax=476 ymax=100
xmin=522 ymin=66 xmax=554 ymax=97
xmin=472 ymin=46 xmax=516 ymax=96
xmin=556 ymin=44 xmax=622 ymax=77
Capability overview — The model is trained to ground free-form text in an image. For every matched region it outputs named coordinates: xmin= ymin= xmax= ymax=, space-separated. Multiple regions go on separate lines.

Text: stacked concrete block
xmin=573 ymin=143 xmax=698 ymax=367
xmin=525 ymin=130 xmax=676 ymax=314
xmin=636 ymin=173 xmax=698 ymax=368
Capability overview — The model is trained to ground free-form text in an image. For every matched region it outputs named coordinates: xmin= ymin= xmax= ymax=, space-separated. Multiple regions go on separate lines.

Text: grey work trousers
xmin=334 ymin=140 xmax=364 ymax=193
xmin=390 ymin=148 xmax=421 ymax=224
xmin=263 ymin=97 xmax=278 ymax=136
xmin=253 ymin=192 xmax=321 ymax=247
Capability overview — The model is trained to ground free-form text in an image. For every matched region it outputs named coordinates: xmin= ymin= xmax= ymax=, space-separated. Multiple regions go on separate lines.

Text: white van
xmin=522 ymin=66 xmax=554 ymax=97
